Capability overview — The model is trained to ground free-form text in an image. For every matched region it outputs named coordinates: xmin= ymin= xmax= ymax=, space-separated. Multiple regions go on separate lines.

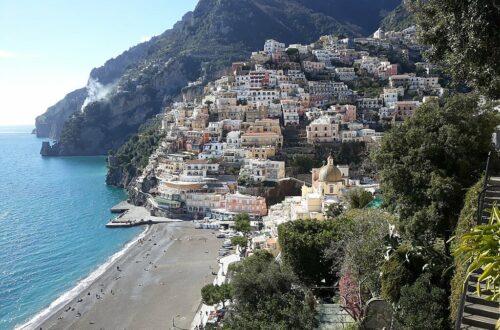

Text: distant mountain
xmin=380 ymin=2 xmax=414 ymax=31
xmin=37 ymin=0 xmax=400 ymax=156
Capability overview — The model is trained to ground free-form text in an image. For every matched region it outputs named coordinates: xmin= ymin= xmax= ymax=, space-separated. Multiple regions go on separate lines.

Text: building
xmin=245 ymin=146 xmax=276 ymax=159
xmin=240 ymin=132 xmax=283 ymax=149
xmin=307 ymin=116 xmax=340 ymax=144
xmin=329 ymin=104 xmax=357 ymax=123
xmin=335 ymin=67 xmax=356 ymax=81
xmin=264 ymin=39 xmax=286 ymax=55
xmin=382 ymin=88 xmax=399 ymax=108
xmin=211 ymin=193 xmax=267 ymax=219
xmin=183 ymin=160 xmax=220 ymax=178
xmin=303 ymin=61 xmax=326 ymax=73
xmin=239 ymin=159 xmax=286 ymax=183
xmin=241 ymin=119 xmax=281 ymax=135
xmin=281 ymin=99 xmax=301 ymax=125
xmin=286 ymin=157 xmax=349 ymax=221
xmin=394 ymin=101 xmax=420 ymax=121
xmin=226 ymin=131 xmax=241 ymax=148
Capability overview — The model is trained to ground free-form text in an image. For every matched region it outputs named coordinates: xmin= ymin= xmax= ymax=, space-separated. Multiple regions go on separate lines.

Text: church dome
xmin=319 ymin=156 xmax=343 ymax=182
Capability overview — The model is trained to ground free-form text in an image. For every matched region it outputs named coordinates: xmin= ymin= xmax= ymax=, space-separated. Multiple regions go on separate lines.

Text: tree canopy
xmin=414 ymin=0 xmax=500 ymax=98
xmin=233 ymin=213 xmax=251 ymax=235
xmin=374 ymin=94 xmax=498 ymax=243
xmin=201 ymin=283 xmax=232 ymax=307
xmin=225 ymin=251 xmax=317 ymax=330
xmin=345 ymin=187 xmax=373 ymax=209
xmin=278 ymin=219 xmax=339 ymax=286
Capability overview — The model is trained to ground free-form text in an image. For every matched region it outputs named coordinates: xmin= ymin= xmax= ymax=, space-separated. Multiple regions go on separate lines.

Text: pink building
xmin=330 ymin=104 xmax=357 ymax=123
xmin=225 ymin=193 xmax=267 ymax=216
xmin=385 ymin=64 xmax=399 ymax=77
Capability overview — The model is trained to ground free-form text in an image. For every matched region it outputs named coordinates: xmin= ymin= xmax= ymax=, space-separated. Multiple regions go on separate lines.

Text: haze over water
xmin=0 ymin=126 xmax=140 ymax=329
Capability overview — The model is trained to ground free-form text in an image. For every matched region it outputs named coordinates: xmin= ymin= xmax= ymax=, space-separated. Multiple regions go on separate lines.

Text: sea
xmin=0 ymin=126 xmax=141 ymax=330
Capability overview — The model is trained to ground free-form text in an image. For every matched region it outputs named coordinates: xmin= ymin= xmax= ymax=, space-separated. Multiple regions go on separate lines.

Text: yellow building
xmin=291 ymin=156 xmax=348 ymax=220
xmin=245 ymin=146 xmax=276 ymax=159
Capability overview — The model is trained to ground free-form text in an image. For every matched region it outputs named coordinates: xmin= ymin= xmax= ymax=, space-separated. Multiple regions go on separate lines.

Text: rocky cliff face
xmin=37 ymin=0 xmax=401 ymax=156
xmin=35 ymin=88 xmax=87 ymax=139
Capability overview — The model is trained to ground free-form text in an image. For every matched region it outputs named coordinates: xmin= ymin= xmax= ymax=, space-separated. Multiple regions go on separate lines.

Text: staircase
xmin=456 ymin=161 xmax=500 ymax=329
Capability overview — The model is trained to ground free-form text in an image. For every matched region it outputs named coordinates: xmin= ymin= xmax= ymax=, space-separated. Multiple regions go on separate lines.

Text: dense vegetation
xmin=278 ymin=220 xmax=340 ymax=287
xmin=374 ymin=94 xmax=498 ymax=243
xmin=449 ymin=178 xmax=483 ymax=322
xmin=223 ymin=251 xmax=317 ymax=330
xmin=380 ymin=2 xmax=414 ymax=31
xmin=107 ymin=119 xmax=164 ymax=186
xmin=371 ymin=94 xmax=499 ymax=328
xmin=414 ymin=0 xmax=500 ymax=98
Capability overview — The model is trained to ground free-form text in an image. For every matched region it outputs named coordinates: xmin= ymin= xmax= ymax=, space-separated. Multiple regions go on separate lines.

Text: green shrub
xmin=449 ymin=177 xmax=483 ymax=323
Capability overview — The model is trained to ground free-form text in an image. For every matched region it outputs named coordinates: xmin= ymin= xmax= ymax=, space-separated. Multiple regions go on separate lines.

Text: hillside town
xmin=122 ymin=25 xmax=470 ymax=329
xmin=136 ymin=25 xmax=442 ymax=229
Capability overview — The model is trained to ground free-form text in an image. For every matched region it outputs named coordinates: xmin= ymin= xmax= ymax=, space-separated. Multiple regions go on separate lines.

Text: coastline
xmin=24 ymin=221 xmax=221 ymax=330
xmin=15 ymin=225 xmax=150 ymax=330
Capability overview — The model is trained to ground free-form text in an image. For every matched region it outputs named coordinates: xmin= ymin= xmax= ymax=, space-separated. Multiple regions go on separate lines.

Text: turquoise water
xmin=0 ymin=126 xmax=140 ymax=329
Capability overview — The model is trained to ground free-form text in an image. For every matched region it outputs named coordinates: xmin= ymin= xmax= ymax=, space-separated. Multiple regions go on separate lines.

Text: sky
xmin=0 ymin=0 xmax=199 ymax=126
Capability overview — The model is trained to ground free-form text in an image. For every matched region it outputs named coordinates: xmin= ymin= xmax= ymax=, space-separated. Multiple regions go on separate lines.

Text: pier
xmin=106 ymin=203 xmax=182 ymax=228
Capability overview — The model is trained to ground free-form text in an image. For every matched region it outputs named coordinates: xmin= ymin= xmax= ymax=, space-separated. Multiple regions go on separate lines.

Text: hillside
xmin=380 ymin=2 xmax=414 ymax=31
xmin=37 ymin=0 xmax=400 ymax=156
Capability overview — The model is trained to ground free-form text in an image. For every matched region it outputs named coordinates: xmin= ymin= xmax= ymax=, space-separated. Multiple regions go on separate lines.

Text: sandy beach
xmin=35 ymin=222 xmax=221 ymax=330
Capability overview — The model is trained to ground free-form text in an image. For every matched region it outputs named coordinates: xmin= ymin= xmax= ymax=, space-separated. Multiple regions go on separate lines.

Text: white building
xmin=240 ymin=159 xmax=286 ymax=183
xmin=281 ymin=99 xmax=301 ymax=126
xmin=382 ymin=88 xmax=399 ymax=108
xmin=226 ymin=131 xmax=241 ymax=148
xmin=264 ymin=39 xmax=285 ymax=55
xmin=335 ymin=67 xmax=356 ymax=81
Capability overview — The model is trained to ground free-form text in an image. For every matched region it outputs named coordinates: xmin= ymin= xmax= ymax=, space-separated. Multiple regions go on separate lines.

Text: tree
xmin=329 ymin=210 xmax=396 ymax=299
xmin=345 ymin=188 xmax=373 ymax=209
xmin=291 ymin=154 xmax=315 ymax=174
xmin=278 ymin=219 xmax=339 ymax=286
xmin=373 ymin=94 xmax=499 ymax=243
xmin=204 ymin=100 xmax=213 ymax=110
xmin=380 ymin=244 xmax=424 ymax=303
xmin=225 ymin=251 xmax=317 ymax=330
xmin=395 ymin=273 xmax=448 ymax=330
xmin=201 ymin=283 xmax=233 ymax=308
xmin=231 ymin=236 xmax=248 ymax=249
xmin=201 ymin=284 xmax=221 ymax=306
xmin=233 ymin=213 xmax=251 ymax=235
xmin=325 ymin=203 xmax=344 ymax=220
xmin=414 ymin=0 xmax=500 ymax=98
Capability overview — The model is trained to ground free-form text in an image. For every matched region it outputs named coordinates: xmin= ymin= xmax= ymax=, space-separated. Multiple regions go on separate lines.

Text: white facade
xmin=240 ymin=159 xmax=286 ymax=183
xmin=264 ymin=39 xmax=285 ymax=55
xmin=382 ymin=89 xmax=399 ymax=108
xmin=226 ymin=130 xmax=241 ymax=148
xmin=335 ymin=67 xmax=356 ymax=81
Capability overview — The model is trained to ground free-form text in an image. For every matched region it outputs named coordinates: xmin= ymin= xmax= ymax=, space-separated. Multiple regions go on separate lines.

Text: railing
xmin=455 ymin=151 xmax=495 ymax=329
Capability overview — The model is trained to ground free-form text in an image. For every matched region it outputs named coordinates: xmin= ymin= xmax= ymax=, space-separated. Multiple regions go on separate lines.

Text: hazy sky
xmin=0 ymin=0 xmax=199 ymax=126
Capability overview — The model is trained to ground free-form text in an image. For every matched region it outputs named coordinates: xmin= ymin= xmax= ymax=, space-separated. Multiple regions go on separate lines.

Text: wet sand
xmin=36 ymin=222 xmax=221 ymax=330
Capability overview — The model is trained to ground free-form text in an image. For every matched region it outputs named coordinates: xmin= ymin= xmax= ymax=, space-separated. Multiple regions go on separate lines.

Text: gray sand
xmin=37 ymin=222 xmax=221 ymax=330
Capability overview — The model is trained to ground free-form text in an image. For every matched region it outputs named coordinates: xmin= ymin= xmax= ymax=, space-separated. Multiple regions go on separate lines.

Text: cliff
xmin=37 ymin=0 xmax=401 ymax=157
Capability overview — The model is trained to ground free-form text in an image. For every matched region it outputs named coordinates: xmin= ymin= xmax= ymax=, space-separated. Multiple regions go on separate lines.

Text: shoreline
xmin=15 ymin=225 xmax=151 ymax=330
xmin=27 ymin=221 xmax=222 ymax=330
